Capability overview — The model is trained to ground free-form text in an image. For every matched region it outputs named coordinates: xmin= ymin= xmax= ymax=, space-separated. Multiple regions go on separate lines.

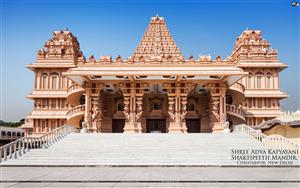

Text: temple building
xmin=21 ymin=15 xmax=288 ymax=136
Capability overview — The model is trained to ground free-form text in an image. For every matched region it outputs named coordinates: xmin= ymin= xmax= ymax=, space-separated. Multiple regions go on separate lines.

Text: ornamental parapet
xmin=228 ymin=82 xmax=245 ymax=101
xmin=28 ymin=109 xmax=68 ymax=119
xmin=27 ymin=89 xmax=67 ymax=98
xmin=67 ymin=83 xmax=84 ymax=97
xmin=66 ymin=105 xmax=85 ymax=120
xmin=230 ymin=82 xmax=245 ymax=94
xmin=226 ymin=104 xmax=246 ymax=122
xmin=67 ymin=84 xmax=85 ymax=106
xmin=79 ymin=55 xmax=236 ymax=65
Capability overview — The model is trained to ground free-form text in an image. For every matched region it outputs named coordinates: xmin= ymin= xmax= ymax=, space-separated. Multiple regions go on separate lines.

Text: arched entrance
xmin=185 ymin=85 xmax=211 ymax=133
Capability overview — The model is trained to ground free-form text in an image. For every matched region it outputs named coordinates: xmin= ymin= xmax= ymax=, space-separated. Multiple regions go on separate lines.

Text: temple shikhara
xmin=22 ymin=16 xmax=288 ymax=136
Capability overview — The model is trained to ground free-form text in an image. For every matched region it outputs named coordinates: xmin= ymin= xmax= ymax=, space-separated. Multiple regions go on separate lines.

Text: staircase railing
xmin=0 ymin=125 xmax=75 ymax=163
xmin=234 ymin=124 xmax=299 ymax=152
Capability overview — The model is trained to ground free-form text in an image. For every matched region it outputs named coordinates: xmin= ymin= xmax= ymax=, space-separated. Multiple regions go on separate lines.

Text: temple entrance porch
xmin=146 ymin=119 xmax=167 ymax=133
xmin=74 ymin=82 xmax=230 ymax=133
xmin=65 ymin=64 xmax=247 ymax=133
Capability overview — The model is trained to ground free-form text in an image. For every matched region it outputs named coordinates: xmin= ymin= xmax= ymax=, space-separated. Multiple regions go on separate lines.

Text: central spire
xmin=132 ymin=15 xmax=183 ymax=61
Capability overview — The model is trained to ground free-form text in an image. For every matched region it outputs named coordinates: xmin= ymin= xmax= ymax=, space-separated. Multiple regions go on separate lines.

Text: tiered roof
xmin=36 ymin=30 xmax=84 ymax=62
xmin=132 ymin=15 xmax=183 ymax=62
xmin=230 ymin=30 xmax=277 ymax=61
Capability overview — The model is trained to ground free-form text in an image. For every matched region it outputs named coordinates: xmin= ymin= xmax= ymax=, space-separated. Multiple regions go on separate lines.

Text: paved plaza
xmin=1 ymin=166 xmax=299 ymax=187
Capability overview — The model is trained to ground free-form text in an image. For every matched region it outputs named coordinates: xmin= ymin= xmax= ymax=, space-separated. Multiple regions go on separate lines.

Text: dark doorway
xmin=186 ymin=119 xmax=201 ymax=133
xmin=112 ymin=119 xmax=125 ymax=133
xmin=146 ymin=119 xmax=166 ymax=133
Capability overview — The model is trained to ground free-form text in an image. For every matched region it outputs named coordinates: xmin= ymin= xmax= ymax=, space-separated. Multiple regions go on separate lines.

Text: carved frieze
xmin=123 ymin=97 xmax=131 ymax=121
xmin=168 ymin=97 xmax=176 ymax=122
xmin=135 ymin=97 xmax=143 ymax=121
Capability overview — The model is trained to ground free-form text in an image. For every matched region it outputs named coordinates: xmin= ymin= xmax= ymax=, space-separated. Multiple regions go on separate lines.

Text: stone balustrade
xmin=67 ymin=83 xmax=84 ymax=96
xmin=229 ymin=82 xmax=245 ymax=94
xmin=66 ymin=105 xmax=85 ymax=119
xmin=0 ymin=125 xmax=75 ymax=163
xmin=226 ymin=104 xmax=246 ymax=121
xmin=234 ymin=124 xmax=299 ymax=153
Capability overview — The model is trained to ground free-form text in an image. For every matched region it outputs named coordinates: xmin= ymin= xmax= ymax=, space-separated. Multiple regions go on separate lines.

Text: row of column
xmin=82 ymin=82 xmax=227 ymax=133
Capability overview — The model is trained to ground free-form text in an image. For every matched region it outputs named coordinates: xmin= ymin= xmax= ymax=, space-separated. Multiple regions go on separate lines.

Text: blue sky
xmin=1 ymin=0 xmax=299 ymax=121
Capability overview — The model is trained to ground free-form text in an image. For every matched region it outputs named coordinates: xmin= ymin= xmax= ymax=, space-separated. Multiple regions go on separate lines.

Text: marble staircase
xmin=1 ymin=133 xmax=277 ymax=166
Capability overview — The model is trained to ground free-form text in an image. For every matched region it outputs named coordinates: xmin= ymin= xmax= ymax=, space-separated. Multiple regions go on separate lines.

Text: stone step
xmin=2 ymin=133 xmax=298 ymax=166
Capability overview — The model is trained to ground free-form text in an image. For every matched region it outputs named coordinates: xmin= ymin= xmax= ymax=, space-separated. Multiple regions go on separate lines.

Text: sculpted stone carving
xmin=91 ymin=104 xmax=100 ymax=122
xmin=100 ymin=56 xmax=112 ymax=63
xmin=180 ymin=97 xmax=188 ymax=121
xmin=36 ymin=29 xmax=82 ymax=60
xmin=210 ymin=97 xmax=220 ymax=122
xmin=123 ymin=98 xmax=130 ymax=121
xmin=168 ymin=97 xmax=175 ymax=122
xmin=115 ymin=55 xmax=123 ymax=62
xmin=136 ymin=99 xmax=143 ymax=121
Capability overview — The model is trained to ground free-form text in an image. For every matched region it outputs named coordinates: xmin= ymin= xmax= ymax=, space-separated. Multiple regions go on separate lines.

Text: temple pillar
xmin=84 ymin=88 xmax=91 ymax=130
xmin=168 ymin=94 xmax=184 ymax=132
xmin=135 ymin=96 xmax=143 ymax=133
xmin=209 ymin=83 xmax=227 ymax=133
xmin=180 ymin=95 xmax=188 ymax=133
xmin=123 ymin=95 xmax=136 ymax=132
xmin=90 ymin=86 xmax=103 ymax=133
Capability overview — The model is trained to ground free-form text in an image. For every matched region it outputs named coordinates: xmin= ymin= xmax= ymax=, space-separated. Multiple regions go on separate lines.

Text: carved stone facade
xmin=21 ymin=15 xmax=287 ymax=136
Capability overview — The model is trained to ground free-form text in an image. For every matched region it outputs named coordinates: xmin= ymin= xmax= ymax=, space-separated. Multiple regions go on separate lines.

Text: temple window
xmin=61 ymin=76 xmax=67 ymax=89
xmin=41 ymin=73 xmax=48 ymax=89
xmin=255 ymin=72 xmax=263 ymax=89
xmin=266 ymin=72 xmax=272 ymax=89
xmin=247 ymin=73 xmax=252 ymax=88
xmin=50 ymin=72 xmax=59 ymax=90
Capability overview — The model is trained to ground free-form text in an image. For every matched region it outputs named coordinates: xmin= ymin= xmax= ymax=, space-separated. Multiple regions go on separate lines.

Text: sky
xmin=0 ymin=0 xmax=299 ymax=121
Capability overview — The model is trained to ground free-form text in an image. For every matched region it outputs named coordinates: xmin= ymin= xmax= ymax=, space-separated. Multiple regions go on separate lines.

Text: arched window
xmin=50 ymin=72 xmax=59 ymax=90
xmin=61 ymin=76 xmax=67 ymax=89
xmin=41 ymin=73 xmax=48 ymax=89
xmin=247 ymin=73 xmax=252 ymax=88
xmin=255 ymin=72 xmax=263 ymax=89
xmin=266 ymin=72 xmax=272 ymax=89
